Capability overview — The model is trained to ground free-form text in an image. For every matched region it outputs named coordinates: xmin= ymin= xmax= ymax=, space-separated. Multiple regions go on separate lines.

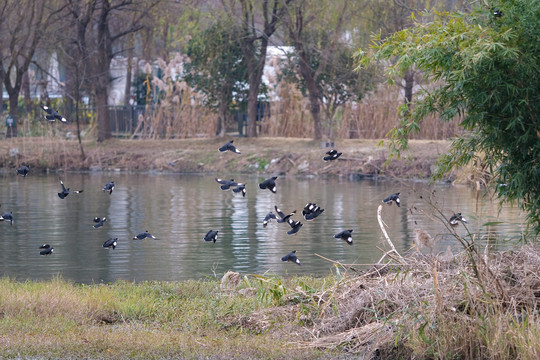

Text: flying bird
xmin=449 ymin=213 xmax=468 ymax=226
xmin=262 ymin=212 xmax=277 ymax=227
xmin=215 ymin=178 xmax=239 ymax=191
xmin=0 ymin=211 xmax=14 ymax=225
xmin=302 ymin=202 xmax=325 ymax=221
xmin=259 ymin=176 xmax=278 ymax=193
xmin=133 ymin=231 xmax=156 ymax=240
xmin=274 ymin=206 xmax=296 ymax=223
xmin=204 ymin=230 xmax=219 ymax=243
xmin=218 ymin=140 xmax=241 ymax=154
xmin=16 ymin=165 xmax=29 ymax=177
xmin=286 ymin=219 xmax=303 ymax=235
xmin=281 ymin=250 xmax=301 ymax=266
xmin=40 ymin=104 xmax=68 ymax=123
xmin=382 ymin=193 xmax=400 ymax=207
xmin=323 ymin=149 xmax=342 ymax=161
xmin=39 ymin=244 xmax=54 ymax=255
xmin=57 ymin=179 xmax=83 ymax=199
xmin=93 ymin=217 xmax=107 ymax=229
xmin=103 ymin=181 xmax=115 ymax=195
xmin=232 ymin=184 xmax=246 ymax=197
xmin=103 ymin=238 xmax=118 ymax=250
xmin=334 ymin=229 xmax=353 ymax=245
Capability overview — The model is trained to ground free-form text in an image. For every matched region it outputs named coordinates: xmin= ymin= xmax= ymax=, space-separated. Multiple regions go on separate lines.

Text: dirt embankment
xmin=0 ymin=137 xmax=454 ymax=180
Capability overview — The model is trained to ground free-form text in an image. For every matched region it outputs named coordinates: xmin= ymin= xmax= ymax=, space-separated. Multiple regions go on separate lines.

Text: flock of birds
xmin=2 ymin=105 xmax=470 ymax=269
xmin=206 ymin=140 xmax=413 ymax=267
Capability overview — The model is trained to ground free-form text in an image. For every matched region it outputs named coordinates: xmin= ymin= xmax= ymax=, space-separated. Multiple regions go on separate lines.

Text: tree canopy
xmin=358 ymin=0 xmax=540 ymax=232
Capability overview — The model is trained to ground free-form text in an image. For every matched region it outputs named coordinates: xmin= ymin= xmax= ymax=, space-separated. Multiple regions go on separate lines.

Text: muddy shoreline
xmin=0 ymin=137 xmax=455 ymax=181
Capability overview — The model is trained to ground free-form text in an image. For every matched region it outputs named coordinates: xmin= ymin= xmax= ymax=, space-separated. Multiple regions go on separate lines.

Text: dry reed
xmin=295 ymin=243 xmax=540 ymax=359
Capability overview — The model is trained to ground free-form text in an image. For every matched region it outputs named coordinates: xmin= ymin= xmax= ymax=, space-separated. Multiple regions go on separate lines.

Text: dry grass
xmin=261 ymin=83 xmax=462 ymax=140
xmin=2 ymin=243 xmax=540 ymax=359
xmin=0 ymin=137 xmax=451 ymax=181
xmin=291 ymin=244 xmax=540 ymax=359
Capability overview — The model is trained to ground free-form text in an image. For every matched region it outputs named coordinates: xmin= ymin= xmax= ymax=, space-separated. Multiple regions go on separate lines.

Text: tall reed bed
xmin=262 ymin=83 xmax=462 ymax=140
xmin=133 ymin=56 xmax=218 ymax=139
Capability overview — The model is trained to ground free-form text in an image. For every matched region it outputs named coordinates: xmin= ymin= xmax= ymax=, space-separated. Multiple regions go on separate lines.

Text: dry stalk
xmin=377 ymin=204 xmax=404 ymax=264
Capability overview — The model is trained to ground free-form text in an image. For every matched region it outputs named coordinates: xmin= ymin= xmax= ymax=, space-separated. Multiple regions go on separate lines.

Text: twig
xmin=314 ymin=253 xmax=359 ymax=272
xmin=377 ymin=204 xmax=404 ymax=264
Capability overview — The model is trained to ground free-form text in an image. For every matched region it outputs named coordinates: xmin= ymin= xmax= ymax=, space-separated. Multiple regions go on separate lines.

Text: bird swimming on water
xmin=382 ymin=193 xmax=400 ymax=207
xmin=57 ymin=179 xmax=83 ymax=199
xmin=259 ymin=176 xmax=278 ymax=193
xmin=40 ymin=104 xmax=68 ymax=123
xmin=281 ymin=250 xmax=301 ymax=266
xmin=218 ymin=140 xmax=241 ymax=154
xmin=204 ymin=230 xmax=219 ymax=243
xmin=17 ymin=165 xmax=29 ymax=177
xmin=334 ymin=229 xmax=353 ymax=245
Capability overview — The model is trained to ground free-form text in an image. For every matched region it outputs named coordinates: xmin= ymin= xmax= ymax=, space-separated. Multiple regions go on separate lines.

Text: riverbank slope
xmin=0 ymin=137 xmax=453 ymax=180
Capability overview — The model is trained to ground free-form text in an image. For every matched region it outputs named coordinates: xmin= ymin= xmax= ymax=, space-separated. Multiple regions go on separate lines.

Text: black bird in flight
xmin=103 ymin=181 xmax=115 ymax=195
xmin=263 ymin=212 xmax=277 ymax=227
xmin=93 ymin=217 xmax=107 ymax=229
xmin=215 ymin=178 xmax=240 ymax=191
xmin=281 ymin=250 xmax=301 ymax=266
xmin=58 ymin=179 xmax=83 ymax=199
xmin=232 ymin=184 xmax=246 ymax=197
xmin=16 ymin=165 xmax=29 ymax=177
xmin=218 ymin=140 xmax=241 ymax=154
xmin=323 ymin=149 xmax=342 ymax=161
xmin=103 ymin=238 xmax=118 ymax=250
xmin=133 ymin=231 xmax=156 ymax=240
xmin=40 ymin=104 xmax=68 ymax=123
xmin=382 ymin=193 xmax=400 ymax=207
xmin=449 ymin=213 xmax=468 ymax=226
xmin=286 ymin=219 xmax=303 ymax=235
xmin=204 ymin=230 xmax=219 ymax=243
xmin=274 ymin=206 xmax=296 ymax=224
xmin=334 ymin=229 xmax=353 ymax=245
xmin=39 ymin=244 xmax=54 ymax=255
xmin=0 ymin=210 xmax=14 ymax=226
xmin=302 ymin=202 xmax=325 ymax=221
xmin=259 ymin=176 xmax=278 ymax=193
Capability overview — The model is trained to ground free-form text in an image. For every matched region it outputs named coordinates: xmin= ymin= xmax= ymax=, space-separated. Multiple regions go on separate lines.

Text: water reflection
xmin=0 ymin=173 xmax=524 ymax=283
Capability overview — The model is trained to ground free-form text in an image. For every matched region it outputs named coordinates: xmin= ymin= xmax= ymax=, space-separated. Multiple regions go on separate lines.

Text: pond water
xmin=0 ymin=173 xmax=524 ymax=283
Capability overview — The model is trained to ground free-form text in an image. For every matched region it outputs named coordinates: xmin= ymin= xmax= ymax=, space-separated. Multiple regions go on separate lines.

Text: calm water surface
xmin=0 ymin=173 xmax=524 ymax=283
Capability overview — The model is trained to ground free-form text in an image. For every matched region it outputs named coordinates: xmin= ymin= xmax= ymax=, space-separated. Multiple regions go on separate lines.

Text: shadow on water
xmin=0 ymin=173 xmax=525 ymax=283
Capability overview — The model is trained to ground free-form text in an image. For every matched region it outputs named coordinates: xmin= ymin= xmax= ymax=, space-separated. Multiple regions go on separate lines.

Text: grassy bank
xmin=2 ymin=243 xmax=540 ymax=359
xmin=0 ymin=137 xmax=452 ymax=180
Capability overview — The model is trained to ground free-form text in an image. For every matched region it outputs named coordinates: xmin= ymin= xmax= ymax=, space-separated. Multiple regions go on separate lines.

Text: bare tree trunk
xmin=7 ymin=95 xmax=18 ymax=138
xmin=404 ymin=69 xmax=414 ymax=105
xmin=124 ymin=34 xmax=134 ymax=106
xmin=217 ymin=100 xmax=228 ymax=137
xmin=0 ymin=80 xmax=3 ymax=114
xmin=22 ymin=72 xmax=32 ymax=113
xmin=96 ymin=88 xmax=111 ymax=142
xmin=246 ymin=76 xmax=260 ymax=137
